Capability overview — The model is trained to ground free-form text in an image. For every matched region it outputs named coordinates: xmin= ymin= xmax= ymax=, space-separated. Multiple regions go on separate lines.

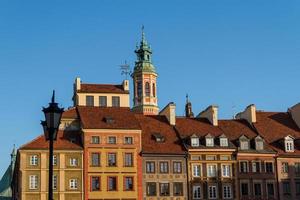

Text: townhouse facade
xmin=11 ymin=29 xmax=300 ymax=200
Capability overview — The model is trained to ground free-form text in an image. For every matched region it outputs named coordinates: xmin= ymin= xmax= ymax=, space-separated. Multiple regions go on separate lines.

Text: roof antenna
xmin=120 ymin=61 xmax=131 ymax=79
xmin=232 ymin=103 xmax=236 ymax=119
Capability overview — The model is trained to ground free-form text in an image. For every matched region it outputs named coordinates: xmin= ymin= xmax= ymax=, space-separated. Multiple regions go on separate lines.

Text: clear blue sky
xmin=0 ymin=0 xmax=299 ymax=175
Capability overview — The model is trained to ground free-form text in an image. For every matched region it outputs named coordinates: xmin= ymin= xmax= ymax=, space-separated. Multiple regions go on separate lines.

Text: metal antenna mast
xmin=120 ymin=61 xmax=131 ymax=79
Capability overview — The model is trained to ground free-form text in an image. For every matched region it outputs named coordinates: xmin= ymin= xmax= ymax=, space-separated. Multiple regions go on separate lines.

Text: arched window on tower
xmin=145 ymin=82 xmax=150 ymax=97
xmin=137 ymin=82 xmax=142 ymax=97
xmin=152 ymin=83 xmax=156 ymax=97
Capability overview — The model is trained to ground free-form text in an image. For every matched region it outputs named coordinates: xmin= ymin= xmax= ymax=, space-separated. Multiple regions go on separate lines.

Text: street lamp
xmin=41 ymin=90 xmax=64 ymax=200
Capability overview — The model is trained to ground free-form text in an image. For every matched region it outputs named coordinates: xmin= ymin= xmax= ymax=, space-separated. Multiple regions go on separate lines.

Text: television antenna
xmin=120 ymin=61 xmax=131 ymax=79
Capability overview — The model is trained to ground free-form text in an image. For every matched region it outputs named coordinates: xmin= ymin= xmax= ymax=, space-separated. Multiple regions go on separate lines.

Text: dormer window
xmin=104 ymin=116 xmax=114 ymax=124
xmin=219 ymin=134 xmax=228 ymax=147
xmin=255 ymin=136 xmax=264 ymax=151
xmin=205 ymin=134 xmax=214 ymax=147
xmin=284 ymin=135 xmax=295 ymax=152
xmin=152 ymin=133 xmax=165 ymax=143
xmin=190 ymin=135 xmax=199 ymax=147
xmin=239 ymin=135 xmax=250 ymax=150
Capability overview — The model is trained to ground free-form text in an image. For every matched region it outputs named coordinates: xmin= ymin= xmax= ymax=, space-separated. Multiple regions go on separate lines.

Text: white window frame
xmin=70 ymin=158 xmax=78 ymax=167
xmin=220 ymin=138 xmax=228 ymax=147
xmin=206 ymin=138 xmax=214 ymax=147
xmin=193 ymin=185 xmax=201 ymax=199
xmin=191 ymin=138 xmax=199 ymax=147
xmin=207 ymin=164 xmax=217 ymax=177
xmin=240 ymin=140 xmax=249 ymax=150
xmin=222 ymin=164 xmax=231 ymax=177
xmin=239 ymin=160 xmax=249 ymax=173
xmin=285 ymin=138 xmax=294 ymax=152
xmin=69 ymin=179 xmax=78 ymax=190
xmin=282 ymin=162 xmax=289 ymax=173
xmin=53 ymin=155 xmax=58 ymax=166
xmin=208 ymin=185 xmax=217 ymax=199
xmin=240 ymin=181 xmax=250 ymax=196
xmin=124 ymin=136 xmax=133 ymax=145
xmin=252 ymin=161 xmax=261 ymax=173
xmin=266 ymin=181 xmax=275 ymax=198
xmin=108 ymin=136 xmax=117 ymax=144
xmin=265 ymin=161 xmax=274 ymax=173
xmin=253 ymin=181 xmax=263 ymax=197
xmin=193 ymin=164 xmax=201 ymax=177
xmin=29 ymin=175 xmax=38 ymax=189
xmin=223 ymin=185 xmax=232 ymax=199
xmin=30 ymin=155 xmax=38 ymax=166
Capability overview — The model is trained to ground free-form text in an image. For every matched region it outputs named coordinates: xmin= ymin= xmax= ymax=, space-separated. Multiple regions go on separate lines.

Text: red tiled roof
xmin=218 ymin=119 xmax=257 ymax=140
xmin=77 ymin=106 xmax=140 ymax=130
xmin=135 ymin=114 xmax=185 ymax=154
xmin=62 ymin=107 xmax=78 ymax=119
xmin=19 ymin=131 xmax=82 ymax=150
xmin=254 ymin=111 xmax=300 ymax=155
xmin=78 ymin=84 xmax=128 ymax=94
xmin=175 ymin=117 xmax=223 ymax=138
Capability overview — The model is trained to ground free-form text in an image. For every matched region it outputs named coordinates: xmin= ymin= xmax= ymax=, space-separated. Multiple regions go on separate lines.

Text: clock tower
xmin=132 ymin=27 xmax=159 ymax=115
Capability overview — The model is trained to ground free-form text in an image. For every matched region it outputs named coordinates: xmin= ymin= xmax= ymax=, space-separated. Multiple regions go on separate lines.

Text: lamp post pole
xmin=41 ymin=91 xmax=64 ymax=200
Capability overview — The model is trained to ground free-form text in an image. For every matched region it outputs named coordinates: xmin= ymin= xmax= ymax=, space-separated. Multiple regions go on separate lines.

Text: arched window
xmin=145 ymin=82 xmax=150 ymax=97
xmin=137 ymin=82 xmax=142 ymax=97
xmin=152 ymin=83 xmax=156 ymax=97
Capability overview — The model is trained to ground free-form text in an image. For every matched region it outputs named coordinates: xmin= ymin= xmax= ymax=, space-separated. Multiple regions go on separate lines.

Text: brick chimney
xmin=197 ymin=105 xmax=218 ymax=126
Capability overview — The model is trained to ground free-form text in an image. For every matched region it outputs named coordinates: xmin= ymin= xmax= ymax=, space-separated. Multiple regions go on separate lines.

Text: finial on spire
xmin=141 ymin=25 xmax=147 ymax=45
xmin=186 ymin=94 xmax=189 ymax=104
xmin=51 ymin=90 xmax=55 ymax=103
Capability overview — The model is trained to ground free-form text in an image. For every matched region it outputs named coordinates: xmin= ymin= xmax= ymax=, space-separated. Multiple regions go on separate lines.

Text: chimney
xmin=288 ymin=103 xmax=300 ymax=128
xmin=123 ymin=80 xmax=129 ymax=91
xmin=75 ymin=77 xmax=81 ymax=91
xmin=197 ymin=105 xmax=218 ymax=126
xmin=185 ymin=94 xmax=194 ymax=118
xmin=236 ymin=104 xmax=257 ymax=124
xmin=159 ymin=102 xmax=176 ymax=126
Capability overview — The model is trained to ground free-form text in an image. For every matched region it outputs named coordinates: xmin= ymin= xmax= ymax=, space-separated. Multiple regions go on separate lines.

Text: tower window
xmin=152 ymin=83 xmax=156 ymax=97
xmin=145 ymin=82 xmax=150 ymax=97
xmin=137 ymin=82 xmax=142 ymax=97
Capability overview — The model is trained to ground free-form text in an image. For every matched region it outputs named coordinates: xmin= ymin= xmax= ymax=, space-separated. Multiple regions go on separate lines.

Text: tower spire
xmin=185 ymin=94 xmax=194 ymax=118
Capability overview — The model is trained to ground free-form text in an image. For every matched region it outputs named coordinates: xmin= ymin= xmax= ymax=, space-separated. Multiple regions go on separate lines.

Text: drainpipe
xmin=275 ymin=156 xmax=280 ymax=200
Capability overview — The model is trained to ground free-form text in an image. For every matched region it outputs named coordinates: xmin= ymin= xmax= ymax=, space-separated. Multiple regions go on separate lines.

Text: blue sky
xmin=0 ymin=0 xmax=299 ymax=175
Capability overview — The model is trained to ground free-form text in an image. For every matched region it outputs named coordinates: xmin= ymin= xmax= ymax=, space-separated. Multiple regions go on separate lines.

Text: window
xmin=137 ymin=82 xmax=142 ymax=97
xmin=220 ymin=138 xmax=228 ymax=147
xmin=193 ymin=185 xmax=201 ymax=199
xmin=30 ymin=155 xmax=38 ymax=166
xmin=91 ymin=177 xmax=100 ymax=191
xmin=285 ymin=136 xmax=294 ymax=152
xmin=208 ymin=185 xmax=217 ymax=199
xmin=252 ymin=161 xmax=260 ymax=173
xmin=191 ymin=137 xmax=199 ymax=147
xmin=146 ymin=182 xmax=156 ymax=196
xmin=159 ymin=183 xmax=170 ymax=196
xmin=108 ymin=153 xmax=117 ymax=167
xmin=86 ymin=96 xmax=94 ymax=106
xmin=108 ymin=177 xmax=117 ymax=191
xmin=193 ymin=165 xmax=201 ymax=177
xmin=124 ymin=153 xmax=133 ymax=167
xmin=160 ymin=162 xmax=169 ymax=173
xmin=241 ymin=183 xmax=249 ymax=196
xmin=124 ymin=137 xmax=133 ymax=144
xmin=108 ymin=136 xmax=116 ymax=144
xmin=99 ymin=96 xmax=107 ymax=107
xmin=206 ymin=155 xmax=216 ymax=161
xmin=207 ymin=165 xmax=217 ymax=177
xmin=222 ymin=165 xmax=231 ymax=177
xmin=283 ymin=181 xmax=291 ymax=195
xmin=254 ymin=183 xmax=262 ymax=197
xmin=145 ymin=82 xmax=150 ymax=96
xmin=240 ymin=141 xmax=249 ymax=150
xmin=70 ymin=158 xmax=78 ymax=166
xmin=296 ymin=182 xmax=300 ymax=195
xmin=295 ymin=163 xmax=300 ymax=175
xmin=206 ymin=138 xmax=214 ymax=147
xmin=240 ymin=161 xmax=248 ymax=173
xmin=112 ymin=96 xmax=120 ymax=107
xmin=255 ymin=139 xmax=264 ymax=150
xmin=146 ymin=161 xmax=155 ymax=173
xmin=69 ymin=179 xmax=78 ymax=189
xmin=223 ymin=185 xmax=232 ymax=199
xmin=91 ymin=136 xmax=100 ymax=144
xmin=53 ymin=155 xmax=57 ymax=166
xmin=152 ymin=83 xmax=156 ymax=97
xmin=282 ymin=162 xmax=289 ymax=173
xmin=267 ymin=183 xmax=275 ymax=197
xmin=124 ymin=177 xmax=133 ymax=191
xmin=29 ymin=175 xmax=38 ymax=189
xmin=52 ymin=175 xmax=57 ymax=190
xmin=173 ymin=182 xmax=183 ymax=196
xmin=173 ymin=162 xmax=182 ymax=173
xmin=265 ymin=162 xmax=273 ymax=173
xmin=91 ymin=153 xmax=100 ymax=167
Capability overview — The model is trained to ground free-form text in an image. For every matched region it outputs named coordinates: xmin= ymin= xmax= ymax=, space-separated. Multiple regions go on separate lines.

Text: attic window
xmin=104 ymin=116 xmax=115 ymax=124
xmin=255 ymin=136 xmax=264 ymax=151
xmin=152 ymin=133 xmax=165 ymax=143
xmin=191 ymin=136 xmax=199 ymax=147
xmin=205 ymin=134 xmax=214 ymax=147
xmin=239 ymin=135 xmax=250 ymax=150
xmin=284 ymin=136 xmax=294 ymax=152
xmin=220 ymin=138 xmax=228 ymax=147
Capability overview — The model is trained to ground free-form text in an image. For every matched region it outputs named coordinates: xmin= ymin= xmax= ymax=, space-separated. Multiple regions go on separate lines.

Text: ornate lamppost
xmin=41 ymin=91 xmax=64 ymax=200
